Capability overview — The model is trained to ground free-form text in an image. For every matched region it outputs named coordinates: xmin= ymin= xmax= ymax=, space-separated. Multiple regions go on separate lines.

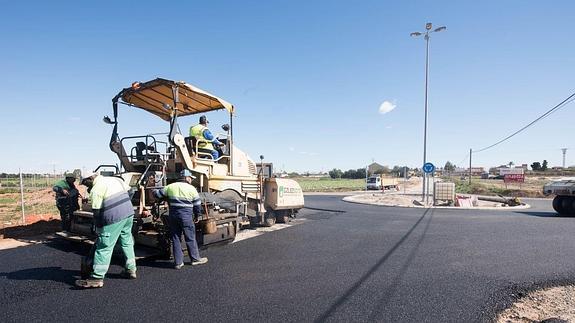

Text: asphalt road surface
xmin=2 ymin=195 xmax=575 ymax=322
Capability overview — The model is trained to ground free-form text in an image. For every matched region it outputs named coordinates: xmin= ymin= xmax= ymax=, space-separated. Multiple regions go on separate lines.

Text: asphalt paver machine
xmin=65 ymin=78 xmax=304 ymax=255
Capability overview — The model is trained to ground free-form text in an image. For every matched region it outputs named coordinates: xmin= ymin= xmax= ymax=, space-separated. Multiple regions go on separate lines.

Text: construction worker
xmin=75 ymin=173 xmax=137 ymax=288
xmin=189 ymin=115 xmax=223 ymax=160
xmin=52 ymin=173 xmax=80 ymax=230
xmin=154 ymin=169 xmax=208 ymax=269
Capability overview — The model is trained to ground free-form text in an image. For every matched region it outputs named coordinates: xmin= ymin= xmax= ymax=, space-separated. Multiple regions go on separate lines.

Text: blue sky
xmin=1 ymin=1 xmax=574 ymax=174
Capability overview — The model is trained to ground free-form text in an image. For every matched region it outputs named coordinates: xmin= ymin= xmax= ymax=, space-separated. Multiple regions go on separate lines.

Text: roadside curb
xmin=342 ymin=194 xmax=531 ymax=211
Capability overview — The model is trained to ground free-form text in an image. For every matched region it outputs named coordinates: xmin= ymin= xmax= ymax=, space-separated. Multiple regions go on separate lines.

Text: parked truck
xmin=59 ymin=78 xmax=305 ymax=256
xmin=366 ymin=175 xmax=399 ymax=191
xmin=543 ymin=179 xmax=575 ymax=215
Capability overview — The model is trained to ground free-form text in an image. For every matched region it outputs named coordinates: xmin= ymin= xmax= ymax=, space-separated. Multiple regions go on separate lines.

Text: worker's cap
xmin=179 ymin=169 xmax=196 ymax=179
xmin=81 ymin=172 xmax=98 ymax=184
xmin=199 ymin=115 xmax=209 ymax=124
xmin=64 ymin=172 xmax=75 ymax=179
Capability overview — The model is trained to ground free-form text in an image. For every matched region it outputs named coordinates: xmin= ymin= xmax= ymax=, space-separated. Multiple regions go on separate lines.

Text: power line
xmin=474 ymin=91 xmax=575 ymax=153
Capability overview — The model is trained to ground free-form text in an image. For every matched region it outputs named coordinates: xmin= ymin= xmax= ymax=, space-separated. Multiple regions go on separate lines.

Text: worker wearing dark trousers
xmin=154 ymin=169 xmax=208 ymax=269
xmin=52 ymin=173 xmax=80 ymax=231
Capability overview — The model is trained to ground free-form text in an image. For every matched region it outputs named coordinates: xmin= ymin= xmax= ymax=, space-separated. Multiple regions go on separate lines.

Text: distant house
xmin=367 ymin=162 xmax=386 ymax=175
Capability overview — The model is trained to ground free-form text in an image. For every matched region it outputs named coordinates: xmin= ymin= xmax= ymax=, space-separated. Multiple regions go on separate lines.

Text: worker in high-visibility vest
xmin=52 ymin=173 xmax=80 ymax=230
xmin=75 ymin=173 xmax=137 ymax=288
xmin=154 ymin=169 xmax=208 ymax=269
xmin=189 ymin=115 xmax=223 ymax=160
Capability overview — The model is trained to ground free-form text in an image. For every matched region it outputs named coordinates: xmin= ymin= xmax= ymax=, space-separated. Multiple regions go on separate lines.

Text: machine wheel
xmin=561 ymin=196 xmax=575 ymax=215
xmin=276 ymin=214 xmax=290 ymax=224
xmin=249 ymin=216 xmax=260 ymax=227
xmin=263 ymin=214 xmax=276 ymax=227
xmin=552 ymin=196 xmax=564 ymax=214
xmin=276 ymin=210 xmax=291 ymax=224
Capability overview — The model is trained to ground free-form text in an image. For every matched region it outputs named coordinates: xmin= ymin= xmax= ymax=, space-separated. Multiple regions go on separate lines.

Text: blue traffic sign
xmin=423 ymin=162 xmax=435 ymax=174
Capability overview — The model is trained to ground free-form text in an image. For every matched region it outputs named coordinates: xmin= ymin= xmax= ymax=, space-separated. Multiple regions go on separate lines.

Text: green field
xmin=293 ymin=177 xmax=365 ymax=192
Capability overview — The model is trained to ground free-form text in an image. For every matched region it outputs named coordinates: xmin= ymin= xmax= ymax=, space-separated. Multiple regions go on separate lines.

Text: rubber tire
xmin=276 ymin=214 xmax=290 ymax=224
xmin=275 ymin=210 xmax=290 ymax=223
xmin=553 ymin=196 xmax=564 ymax=214
xmin=263 ymin=215 xmax=276 ymax=227
xmin=561 ymin=196 xmax=575 ymax=215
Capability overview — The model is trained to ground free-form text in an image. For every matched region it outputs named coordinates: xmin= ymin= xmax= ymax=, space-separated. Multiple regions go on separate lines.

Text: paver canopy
xmin=116 ymin=78 xmax=234 ymax=121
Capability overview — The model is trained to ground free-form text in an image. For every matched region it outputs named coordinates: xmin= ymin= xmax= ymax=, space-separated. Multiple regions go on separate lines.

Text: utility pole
xmin=365 ymin=163 xmax=368 ymax=192
xmin=469 ymin=149 xmax=472 ymax=185
xmin=562 ymin=148 xmax=568 ymax=169
xmin=19 ymin=168 xmax=25 ymax=224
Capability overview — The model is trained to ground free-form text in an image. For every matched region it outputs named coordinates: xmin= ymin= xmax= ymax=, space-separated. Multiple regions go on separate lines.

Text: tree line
xmin=328 ymin=166 xmax=410 ymax=179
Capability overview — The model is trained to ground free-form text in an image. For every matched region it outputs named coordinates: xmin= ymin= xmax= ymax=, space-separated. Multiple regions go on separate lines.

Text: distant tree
xmin=328 ymin=169 xmax=343 ymax=179
xmin=542 ymin=160 xmax=548 ymax=171
xmin=288 ymin=172 xmax=300 ymax=177
xmin=508 ymin=161 xmax=514 ymax=168
xmin=342 ymin=169 xmax=355 ymax=178
xmin=398 ymin=166 xmax=410 ymax=178
xmin=355 ymin=168 xmax=367 ymax=179
xmin=531 ymin=162 xmax=542 ymax=171
xmin=444 ymin=161 xmax=456 ymax=172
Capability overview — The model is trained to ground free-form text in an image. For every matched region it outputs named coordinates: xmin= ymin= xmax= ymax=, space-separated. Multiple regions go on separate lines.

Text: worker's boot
xmin=121 ymin=268 xmax=137 ymax=279
xmin=191 ymin=257 xmax=208 ymax=266
xmin=75 ymin=278 xmax=104 ymax=289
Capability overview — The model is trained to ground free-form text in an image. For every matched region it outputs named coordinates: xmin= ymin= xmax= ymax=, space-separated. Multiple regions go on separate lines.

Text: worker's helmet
xmin=199 ymin=115 xmax=208 ymax=124
xmin=81 ymin=172 xmax=97 ymax=185
xmin=180 ymin=169 xmax=196 ymax=179
xmin=64 ymin=172 xmax=75 ymax=179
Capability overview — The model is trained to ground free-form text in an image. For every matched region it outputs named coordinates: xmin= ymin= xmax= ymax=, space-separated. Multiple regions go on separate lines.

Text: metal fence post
xmin=19 ymin=168 xmax=25 ymax=224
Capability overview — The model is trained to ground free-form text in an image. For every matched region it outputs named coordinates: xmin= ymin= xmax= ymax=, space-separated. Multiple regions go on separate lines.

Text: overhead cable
xmin=474 ymin=91 xmax=575 ymax=153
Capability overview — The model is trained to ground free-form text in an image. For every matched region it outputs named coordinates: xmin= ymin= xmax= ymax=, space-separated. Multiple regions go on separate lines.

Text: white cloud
xmin=378 ymin=101 xmax=396 ymax=114
xmin=289 ymin=147 xmax=295 ymax=152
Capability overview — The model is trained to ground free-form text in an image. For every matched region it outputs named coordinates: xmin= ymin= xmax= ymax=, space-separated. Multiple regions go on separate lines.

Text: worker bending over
xmin=52 ymin=173 xmax=80 ymax=231
xmin=75 ymin=173 xmax=137 ymax=288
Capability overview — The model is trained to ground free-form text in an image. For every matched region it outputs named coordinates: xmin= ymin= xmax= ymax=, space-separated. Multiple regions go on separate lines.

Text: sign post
xmin=423 ymin=162 xmax=435 ymax=204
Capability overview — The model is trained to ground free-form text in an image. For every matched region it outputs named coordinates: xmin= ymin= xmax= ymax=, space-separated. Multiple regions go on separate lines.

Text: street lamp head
xmin=433 ymin=26 xmax=447 ymax=32
xmin=410 ymin=32 xmax=422 ymax=37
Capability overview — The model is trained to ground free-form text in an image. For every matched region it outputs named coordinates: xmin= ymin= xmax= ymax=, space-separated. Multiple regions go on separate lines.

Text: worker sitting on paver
xmin=75 ymin=173 xmax=137 ymax=289
xmin=189 ymin=115 xmax=223 ymax=160
xmin=52 ymin=173 xmax=80 ymax=231
xmin=153 ymin=169 xmax=208 ymax=269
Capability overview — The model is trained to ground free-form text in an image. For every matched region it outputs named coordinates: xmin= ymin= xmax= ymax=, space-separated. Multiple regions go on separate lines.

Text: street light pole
xmin=411 ymin=23 xmax=446 ymax=202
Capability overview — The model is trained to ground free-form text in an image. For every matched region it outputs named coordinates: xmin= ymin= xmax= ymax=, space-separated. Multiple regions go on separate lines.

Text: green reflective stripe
xmin=165 ymin=182 xmax=199 ymax=200
xmin=92 ymin=264 xmax=110 ymax=279
xmin=89 ymin=176 xmax=133 ymax=225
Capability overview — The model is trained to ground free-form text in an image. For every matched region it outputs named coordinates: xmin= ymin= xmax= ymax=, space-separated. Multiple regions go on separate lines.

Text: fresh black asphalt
xmin=1 ymin=195 xmax=575 ymax=322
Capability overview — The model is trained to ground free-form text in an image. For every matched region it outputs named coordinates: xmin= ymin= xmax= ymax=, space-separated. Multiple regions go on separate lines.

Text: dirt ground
xmin=497 ymin=286 xmax=575 ymax=322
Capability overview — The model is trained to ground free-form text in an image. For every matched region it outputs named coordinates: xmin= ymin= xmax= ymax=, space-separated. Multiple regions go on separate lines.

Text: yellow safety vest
xmin=190 ymin=124 xmax=214 ymax=150
xmin=90 ymin=175 xmax=133 ymax=225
